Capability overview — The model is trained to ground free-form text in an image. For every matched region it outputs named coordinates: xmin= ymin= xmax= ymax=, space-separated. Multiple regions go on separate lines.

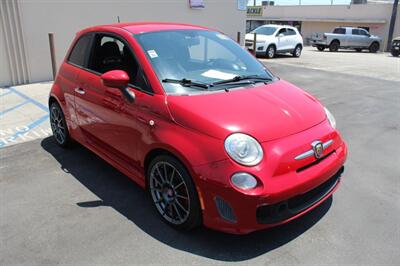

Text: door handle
xmin=75 ymin=88 xmax=85 ymax=95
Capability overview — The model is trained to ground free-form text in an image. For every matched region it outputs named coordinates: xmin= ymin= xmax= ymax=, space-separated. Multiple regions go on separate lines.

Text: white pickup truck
xmin=311 ymin=27 xmax=382 ymax=53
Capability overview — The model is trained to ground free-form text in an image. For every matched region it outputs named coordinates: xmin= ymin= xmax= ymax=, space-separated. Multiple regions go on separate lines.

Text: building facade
xmin=246 ymin=2 xmax=400 ymax=50
xmin=0 ymin=0 xmax=247 ymax=87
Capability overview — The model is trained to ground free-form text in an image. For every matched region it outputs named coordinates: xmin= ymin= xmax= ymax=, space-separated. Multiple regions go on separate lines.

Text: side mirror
xmin=101 ymin=70 xmax=135 ymax=103
xmin=278 ymin=33 xmax=284 ymax=38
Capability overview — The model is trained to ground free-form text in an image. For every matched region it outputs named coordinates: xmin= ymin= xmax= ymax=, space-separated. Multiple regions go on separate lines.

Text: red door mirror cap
xmin=101 ymin=70 xmax=130 ymax=89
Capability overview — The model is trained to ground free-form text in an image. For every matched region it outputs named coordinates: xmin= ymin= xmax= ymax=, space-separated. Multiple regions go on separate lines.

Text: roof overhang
xmin=246 ymin=17 xmax=387 ymax=24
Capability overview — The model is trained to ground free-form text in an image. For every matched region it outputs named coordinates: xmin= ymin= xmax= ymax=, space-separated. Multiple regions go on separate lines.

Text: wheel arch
xmin=143 ymin=145 xmax=197 ymax=186
xmin=330 ymin=39 xmax=340 ymax=46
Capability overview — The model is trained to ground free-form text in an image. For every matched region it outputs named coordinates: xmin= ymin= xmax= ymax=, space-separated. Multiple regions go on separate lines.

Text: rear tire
xmin=369 ymin=42 xmax=379 ymax=53
xmin=147 ymin=155 xmax=202 ymax=230
xmin=317 ymin=45 xmax=325 ymax=51
xmin=266 ymin=45 xmax=276 ymax=59
xmin=49 ymin=102 xmax=71 ymax=148
xmin=329 ymin=41 xmax=339 ymax=52
xmin=292 ymin=45 xmax=302 ymax=57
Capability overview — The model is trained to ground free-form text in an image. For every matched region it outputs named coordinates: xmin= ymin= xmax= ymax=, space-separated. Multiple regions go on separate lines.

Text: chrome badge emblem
xmin=312 ymin=140 xmax=324 ymax=159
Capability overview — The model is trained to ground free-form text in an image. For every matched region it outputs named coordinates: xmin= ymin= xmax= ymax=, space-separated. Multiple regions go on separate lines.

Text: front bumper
xmin=193 ymin=120 xmax=347 ymax=234
xmin=245 ymin=40 xmax=266 ymax=52
xmin=311 ymin=40 xmax=328 ymax=47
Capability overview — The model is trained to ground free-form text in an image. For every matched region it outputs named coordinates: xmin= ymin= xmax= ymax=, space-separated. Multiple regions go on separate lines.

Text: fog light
xmin=231 ymin=172 xmax=257 ymax=190
xmin=257 ymin=46 xmax=264 ymax=51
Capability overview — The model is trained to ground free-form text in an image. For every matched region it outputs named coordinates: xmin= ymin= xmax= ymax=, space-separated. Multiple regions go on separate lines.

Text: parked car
xmin=245 ymin=25 xmax=304 ymax=58
xmin=391 ymin=36 xmax=400 ymax=57
xmin=311 ymin=27 xmax=382 ymax=53
xmin=49 ymin=22 xmax=347 ymax=234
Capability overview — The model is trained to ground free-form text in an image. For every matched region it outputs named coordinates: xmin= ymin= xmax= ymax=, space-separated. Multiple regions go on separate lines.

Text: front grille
xmin=245 ymin=41 xmax=253 ymax=47
xmin=256 ymin=166 xmax=344 ymax=224
xmin=296 ymin=150 xmax=335 ymax=173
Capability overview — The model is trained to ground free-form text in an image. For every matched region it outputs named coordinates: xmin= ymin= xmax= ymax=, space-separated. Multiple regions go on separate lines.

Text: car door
xmin=358 ymin=29 xmax=372 ymax=47
xmin=73 ymin=33 xmax=153 ymax=172
xmin=350 ymin=29 xmax=364 ymax=47
xmin=285 ymin=28 xmax=298 ymax=50
xmin=62 ymin=33 xmax=93 ymax=129
xmin=276 ymin=28 xmax=287 ymax=51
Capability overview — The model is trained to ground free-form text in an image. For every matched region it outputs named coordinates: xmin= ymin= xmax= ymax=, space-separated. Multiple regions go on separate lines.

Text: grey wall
xmin=0 ymin=0 xmax=246 ymax=87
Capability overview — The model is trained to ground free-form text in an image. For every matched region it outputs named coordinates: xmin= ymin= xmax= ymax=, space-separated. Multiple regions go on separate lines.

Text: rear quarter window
xmin=68 ymin=34 xmax=92 ymax=67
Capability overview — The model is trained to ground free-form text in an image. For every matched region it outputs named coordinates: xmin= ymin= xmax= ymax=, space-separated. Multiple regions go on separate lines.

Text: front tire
xmin=50 ymin=102 xmax=71 ymax=147
xmin=147 ymin=155 xmax=202 ymax=230
xmin=391 ymin=49 xmax=400 ymax=57
xmin=292 ymin=45 xmax=302 ymax=57
xmin=355 ymin=48 xmax=362 ymax=52
xmin=369 ymin=42 xmax=379 ymax=53
xmin=266 ymin=45 xmax=276 ymax=59
xmin=329 ymin=41 xmax=339 ymax=52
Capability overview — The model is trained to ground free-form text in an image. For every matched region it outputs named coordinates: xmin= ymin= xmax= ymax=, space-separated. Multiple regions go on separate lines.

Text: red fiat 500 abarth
xmin=49 ymin=23 xmax=347 ymax=234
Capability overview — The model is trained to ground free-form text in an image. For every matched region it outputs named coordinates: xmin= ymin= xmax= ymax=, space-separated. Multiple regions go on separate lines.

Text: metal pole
xmin=253 ymin=32 xmax=257 ymax=55
xmin=48 ymin=33 xmax=57 ymax=79
xmin=237 ymin=32 xmax=241 ymax=44
xmin=386 ymin=0 xmax=399 ymax=51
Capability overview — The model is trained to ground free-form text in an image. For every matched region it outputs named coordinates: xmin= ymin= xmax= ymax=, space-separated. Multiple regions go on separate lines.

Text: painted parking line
xmin=0 ymin=114 xmax=50 ymax=148
xmin=0 ymin=90 xmax=13 ymax=97
xmin=0 ymin=87 xmax=51 ymax=148
xmin=8 ymin=87 xmax=48 ymax=112
xmin=0 ymin=100 xmax=29 ymax=117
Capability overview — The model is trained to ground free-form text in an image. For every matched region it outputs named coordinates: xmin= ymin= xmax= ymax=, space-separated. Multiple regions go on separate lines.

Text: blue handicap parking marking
xmin=0 ymin=114 xmax=50 ymax=148
xmin=0 ymin=100 xmax=30 ymax=117
xmin=0 ymin=90 xmax=13 ymax=97
xmin=8 ymin=87 xmax=49 ymax=112
xmin=0 ymin=87 xmax=51 ymax=148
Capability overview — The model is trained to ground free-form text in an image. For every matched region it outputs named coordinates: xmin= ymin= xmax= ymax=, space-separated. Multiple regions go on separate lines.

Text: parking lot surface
xmin=1 ymin=49 xmax=399 ymax=265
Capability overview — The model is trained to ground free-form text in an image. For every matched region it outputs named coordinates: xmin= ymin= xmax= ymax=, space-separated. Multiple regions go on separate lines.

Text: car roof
xmin=79 ymin=22 xmax=210 ymax=35
xmin=258 ymin=24 xmax=297 ymax=30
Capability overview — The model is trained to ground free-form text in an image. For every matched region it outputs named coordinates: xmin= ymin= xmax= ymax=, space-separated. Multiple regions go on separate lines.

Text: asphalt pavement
xmin=1 ymin=49 xmax=399 ymax=265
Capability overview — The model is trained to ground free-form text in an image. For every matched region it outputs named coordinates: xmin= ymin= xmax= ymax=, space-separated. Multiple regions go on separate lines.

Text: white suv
xmin=245 ymin=25 xmax=304 ymax=58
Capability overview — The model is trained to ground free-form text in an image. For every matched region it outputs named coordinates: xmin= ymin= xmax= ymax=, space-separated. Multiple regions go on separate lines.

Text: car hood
xmin=166 ymin=80 xmax=326 ymax=142
xmin=245 ymin=33 xmax=275 ymax=42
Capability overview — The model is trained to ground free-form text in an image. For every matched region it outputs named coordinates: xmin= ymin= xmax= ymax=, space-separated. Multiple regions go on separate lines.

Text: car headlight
xmin=224 ymin=133 xmax=263 ymax=166
xmin=231 ymin=172 xmax=258 ymax=190
xmin=324 ymin=107 xmax=336 ymax=129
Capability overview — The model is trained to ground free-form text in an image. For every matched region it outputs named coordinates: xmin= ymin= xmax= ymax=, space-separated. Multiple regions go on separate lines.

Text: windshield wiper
xmin=212 ymin=75 xmax=272 ymax=86
xmin=162 ymin=78 xmax=209 ymax=89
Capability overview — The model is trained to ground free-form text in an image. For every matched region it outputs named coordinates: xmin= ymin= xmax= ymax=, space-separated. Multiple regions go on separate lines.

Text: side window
xmin=87 ymin=34 xmax=150 ymax=92
xmin=352 ymin=29 xmax=361 ymax=35
xmin=68 ymin=34 xmax=92 ymax=67
xmin=276 ymin=28 xmax=286 ymax=36
xmin=359 ymin=29 xmax=369 ymax=36
xmin=285 ymin=29 xmax=296 ymax=36
xmin=333 ymin=28 xmax=345 ymax=34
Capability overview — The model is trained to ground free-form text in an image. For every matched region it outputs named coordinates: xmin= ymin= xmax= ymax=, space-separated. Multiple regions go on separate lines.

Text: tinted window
xmin=252 ymin=26 xmax=278 ymax=36
xmin=359 ymin=29 xmax=369 ymax=36
xmin=285 ymin=29 xmax=296 ymax=36
xmin=352 ymin=29 xmax=361 ymax=35
xmin=68 ymin=34 xmax=91 ymax=67
xmin=276 ymin=28 xmax=286 ymax=36
xmin=87 ymin=34 xmax=150 ymax=91
xmin=333 ymin=28 xmax=345 ymax=34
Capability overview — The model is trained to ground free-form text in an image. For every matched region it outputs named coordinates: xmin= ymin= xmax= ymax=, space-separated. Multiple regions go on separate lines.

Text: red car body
xmin=49 ymin=23 xmax=347 ymax=234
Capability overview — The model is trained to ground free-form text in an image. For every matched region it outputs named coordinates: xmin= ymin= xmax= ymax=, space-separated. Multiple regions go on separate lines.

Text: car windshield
xmin=135 ymin=30 xmax=274 ymax=95
xmin=251 ymin=26 xmax=277 ymax=36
